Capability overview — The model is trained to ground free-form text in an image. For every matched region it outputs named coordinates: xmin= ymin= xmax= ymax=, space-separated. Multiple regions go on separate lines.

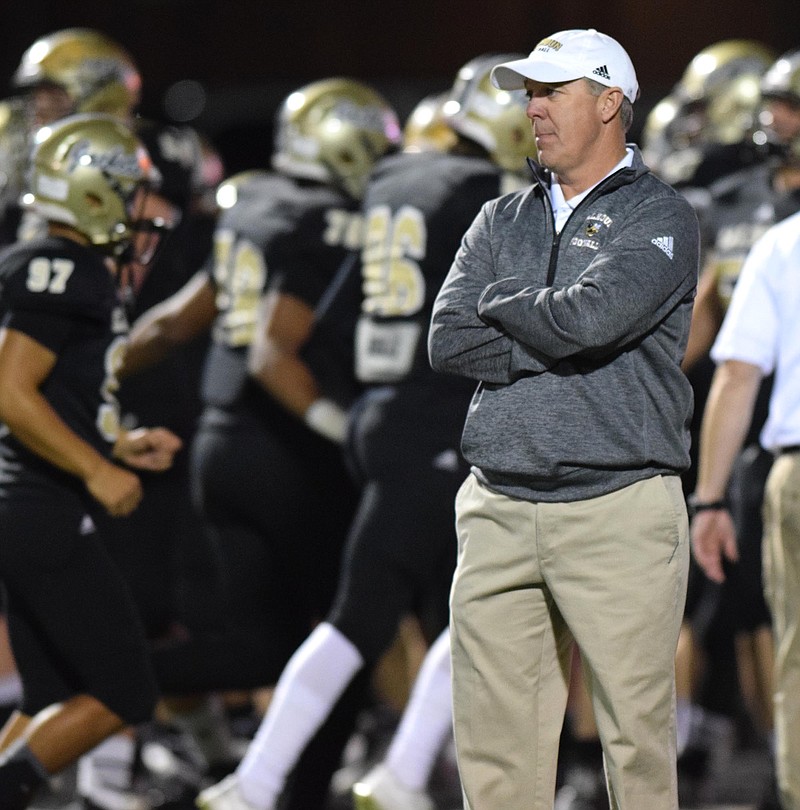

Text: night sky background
xmin=2 ymin=0 xmax=800 ymax=174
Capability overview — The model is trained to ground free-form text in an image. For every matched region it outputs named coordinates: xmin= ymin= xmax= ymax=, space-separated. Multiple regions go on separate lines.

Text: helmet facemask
xmin=117 ymin=186 xmax=180 ymax=300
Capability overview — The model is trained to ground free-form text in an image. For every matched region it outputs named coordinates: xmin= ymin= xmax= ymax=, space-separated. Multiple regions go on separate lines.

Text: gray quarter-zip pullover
xmin=429 ymin=146 xmax=699 ymax=502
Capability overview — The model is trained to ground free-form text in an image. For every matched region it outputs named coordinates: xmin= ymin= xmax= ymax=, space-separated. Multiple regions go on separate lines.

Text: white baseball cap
xmin=491 ymin=29 xmax=639 ymax=103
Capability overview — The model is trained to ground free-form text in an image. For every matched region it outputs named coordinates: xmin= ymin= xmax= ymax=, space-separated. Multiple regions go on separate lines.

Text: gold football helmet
xmin=643 ymin=77 xmax=766 ymax=185
xmin=759 ymin=50 xmax=800 ymax=157
xmin=272 ymin=78 xmax=402 ymax=199
xmin=651 ymin=40 xmax=777 ymax=160
xmin=760 ymin=49 xmax=800 ymax=104
xmin=703 ymin=73 xmax=764 ymax=145
xmin=12 ymin=28 xmax=142 ymax=121
xmin=26 ymin=113 xmax=159 ymax=253
xmin=641 ymin=94 xmax=681 ymax=166
xmin=403 ymin=94 xmax=457 ymax=154
xmin=676 ymin=39 xmax=777 ymax=104
xmin=443 ymin=53 xmax=537 ymax=174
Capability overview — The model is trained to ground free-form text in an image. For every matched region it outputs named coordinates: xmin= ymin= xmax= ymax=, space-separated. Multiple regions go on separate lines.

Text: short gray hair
xmin=584 ymin=78 xmax=634 ymax=133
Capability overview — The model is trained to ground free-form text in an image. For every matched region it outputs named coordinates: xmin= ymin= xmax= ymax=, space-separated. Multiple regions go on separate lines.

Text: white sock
xmin=385 ymin=627 xmax=452 ymax=791
xmin=676 ymin=698 xmax=693 ymax=755
xmin=237 ymin=622 xmax=364 ymax=809
xmin=0 ymin=672 xmax=22 ymax=706
xmin=77 ymin=733 xmax=144 ymax=810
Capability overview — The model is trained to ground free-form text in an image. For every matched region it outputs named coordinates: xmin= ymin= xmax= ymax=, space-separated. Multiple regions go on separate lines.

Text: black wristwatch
xmin=687 ymin=495 xmax=729 ymax=518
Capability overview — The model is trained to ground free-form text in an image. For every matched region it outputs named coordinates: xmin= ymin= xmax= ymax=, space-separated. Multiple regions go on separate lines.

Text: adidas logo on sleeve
xmin=651 ymin=235 xmax=674 ymax=260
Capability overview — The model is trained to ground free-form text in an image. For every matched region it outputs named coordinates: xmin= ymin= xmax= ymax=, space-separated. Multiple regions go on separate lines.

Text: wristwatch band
xmin=687 ymin=495 xmax=728 ymax=518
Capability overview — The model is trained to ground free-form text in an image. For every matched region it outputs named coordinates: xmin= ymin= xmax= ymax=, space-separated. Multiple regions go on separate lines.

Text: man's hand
xmin=85 ymin=460 xmax=143 ymax=517
xmin=113 ymin=427 xmax=183 ymax=472
xmin=690 ymin=508 xmax=739 ymax=583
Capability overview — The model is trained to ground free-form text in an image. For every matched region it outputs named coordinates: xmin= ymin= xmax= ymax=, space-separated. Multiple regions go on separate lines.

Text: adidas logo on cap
xmin=592 ymin=65 xmax=611 ymax=81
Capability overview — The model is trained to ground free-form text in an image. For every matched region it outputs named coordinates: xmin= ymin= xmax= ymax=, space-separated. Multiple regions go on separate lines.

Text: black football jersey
xmin=353 ymin=150 xmax=505 ymax=395
xmin=700 ymin=161 xmax=800 ymax=312
xmin=0 ymin=236 xmax=127 ymax=490
xmin=310 ymin=151 xmax=512 ymax=467
xmin=199 ymin=172 xmax=362 ymax=419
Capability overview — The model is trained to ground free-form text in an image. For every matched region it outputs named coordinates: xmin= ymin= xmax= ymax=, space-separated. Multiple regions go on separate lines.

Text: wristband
xmin=304 ymin=398 xmax=348 ymax=444
xmin=687 ymin=495 xmax=728 ymax=518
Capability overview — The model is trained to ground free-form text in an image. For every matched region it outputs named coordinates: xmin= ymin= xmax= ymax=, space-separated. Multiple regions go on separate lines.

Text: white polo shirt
xmin=711 ymin=208 xmax=800 ymax=451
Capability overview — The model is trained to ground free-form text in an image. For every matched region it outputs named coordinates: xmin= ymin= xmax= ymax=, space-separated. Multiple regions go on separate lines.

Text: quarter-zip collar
xmin=526 ymin=143 xmax=648 ymax=202
xmin=527 ymin=145 xmax=647 ymax=286
xmin=548 ymin=148 xmax=634 ymax=233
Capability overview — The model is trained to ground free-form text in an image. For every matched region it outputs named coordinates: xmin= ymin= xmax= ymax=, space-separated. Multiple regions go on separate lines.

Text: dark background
xmin=2 ymin=0 xmax=800 ymax=175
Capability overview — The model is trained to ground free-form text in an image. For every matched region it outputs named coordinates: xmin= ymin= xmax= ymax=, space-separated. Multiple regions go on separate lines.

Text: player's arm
xmin=247 ymin=290 xmax=347 ymax=443
xmin=121 ymin=270 xmax=217 ymax=377
xmin=682 ymin=261 xmax=725 ymax=373
xmin=690 ymin=358 xmax=763 ymax=582
xmin=0 ymin=326 xmax=142 ymax=516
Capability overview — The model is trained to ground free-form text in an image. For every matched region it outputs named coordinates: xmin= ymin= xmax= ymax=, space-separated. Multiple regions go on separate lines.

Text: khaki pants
xmin=450 ymin=473 xmax=689 ymax=810
xmin=763 ymin=453 xmax=800 ymax=810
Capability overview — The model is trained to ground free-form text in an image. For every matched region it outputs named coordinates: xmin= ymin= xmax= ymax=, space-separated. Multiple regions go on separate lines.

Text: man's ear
xmin=600 ymin=88 xmax=624 ymax=123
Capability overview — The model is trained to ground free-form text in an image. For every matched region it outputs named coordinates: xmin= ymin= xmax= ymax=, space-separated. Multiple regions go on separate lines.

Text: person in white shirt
xmin=691 ymin=206 xmax=800 ymax=810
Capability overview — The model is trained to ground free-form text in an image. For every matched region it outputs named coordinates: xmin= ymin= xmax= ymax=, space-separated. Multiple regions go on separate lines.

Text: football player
xmin=196 ymin=52 xmax=536 ymax=810
xmin=74 ymin=117 xmax=220 ymax=810
xmin=121 ymin=77 xmax=401 ymax=809
xmin=0 ymin=113 xmax=180 ymax=810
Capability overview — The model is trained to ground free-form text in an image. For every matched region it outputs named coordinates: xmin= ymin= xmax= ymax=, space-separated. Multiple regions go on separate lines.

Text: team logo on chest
xmin=570 ymin=212 xmax=612 ymax=250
